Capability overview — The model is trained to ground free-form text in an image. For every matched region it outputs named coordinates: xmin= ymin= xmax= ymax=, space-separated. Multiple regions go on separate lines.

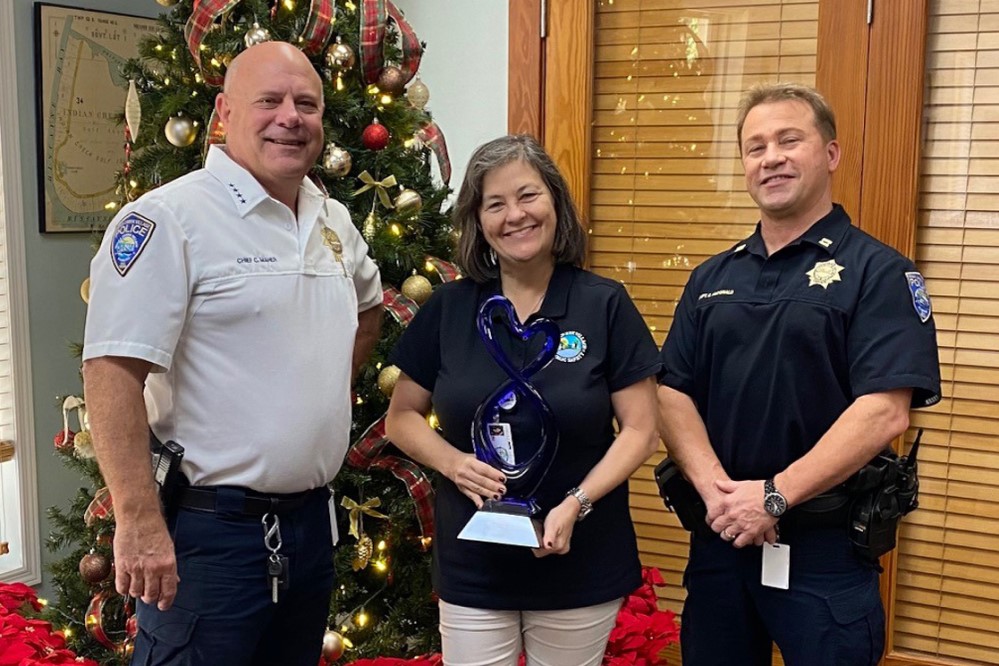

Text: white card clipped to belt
xmin=761 ymin=542 xmax=790 ymax=590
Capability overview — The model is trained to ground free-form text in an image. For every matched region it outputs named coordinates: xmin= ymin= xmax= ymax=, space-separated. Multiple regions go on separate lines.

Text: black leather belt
xmin=176 ymin=485 xmax=323 ymax=517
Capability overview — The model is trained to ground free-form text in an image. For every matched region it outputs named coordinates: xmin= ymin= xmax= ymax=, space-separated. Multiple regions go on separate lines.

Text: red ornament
xmin=362 ymin=121 xmax=390 ymax=151
xmin=54 ymin=429 xmax=76 ymax=451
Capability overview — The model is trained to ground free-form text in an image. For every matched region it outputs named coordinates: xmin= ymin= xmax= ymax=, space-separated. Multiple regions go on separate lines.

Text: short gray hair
xmin=453 ymin=135 xmax=587 ymax=283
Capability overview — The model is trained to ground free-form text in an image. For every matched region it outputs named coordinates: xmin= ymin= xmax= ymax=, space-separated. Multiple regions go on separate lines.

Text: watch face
xmin=765 ymin=493 xmax=787 ymax=517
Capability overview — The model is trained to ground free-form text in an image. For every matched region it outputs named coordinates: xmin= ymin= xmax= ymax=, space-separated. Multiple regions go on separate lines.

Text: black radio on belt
xmin=848 ymin=428 xmax=922 ymax=564
xmin=150 ymin=432 xmax=185 ymax=510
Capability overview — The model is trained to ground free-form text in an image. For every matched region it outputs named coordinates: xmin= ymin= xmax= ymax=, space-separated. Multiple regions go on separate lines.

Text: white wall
xmin=394 ymin=1 xmax=509 ymax=192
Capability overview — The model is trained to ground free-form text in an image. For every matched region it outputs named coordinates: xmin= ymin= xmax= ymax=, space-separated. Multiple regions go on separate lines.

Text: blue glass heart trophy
xmin=458 ymin=295 xmax=560 ymax=548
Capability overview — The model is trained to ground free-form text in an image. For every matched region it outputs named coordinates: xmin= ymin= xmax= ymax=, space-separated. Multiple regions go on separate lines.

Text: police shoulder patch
xmin=905 ymin=271 xmax=932 ymax=323
xmin=110 ymin=213 xmax=157 ymax=277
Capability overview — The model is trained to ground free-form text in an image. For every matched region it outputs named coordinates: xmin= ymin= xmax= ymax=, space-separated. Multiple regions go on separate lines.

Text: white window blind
xmin=0 ymin=1 xmax=40 ymax=584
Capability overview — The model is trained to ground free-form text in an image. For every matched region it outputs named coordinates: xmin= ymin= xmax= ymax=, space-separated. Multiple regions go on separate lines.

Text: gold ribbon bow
xmin=354 ymin=171 xmax=397 ymax=209
xmin=340 ymin=496 xmax=389 ymax=539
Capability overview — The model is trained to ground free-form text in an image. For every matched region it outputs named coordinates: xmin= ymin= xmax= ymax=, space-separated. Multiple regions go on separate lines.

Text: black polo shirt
xmin=391 ymin=264 xmax=660 ymax=610
xmin=659 ymin=205 xmax=941 ymax=481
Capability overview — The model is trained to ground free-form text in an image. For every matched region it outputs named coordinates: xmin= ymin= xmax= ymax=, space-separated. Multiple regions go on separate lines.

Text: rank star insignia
xmin=806 ymin=259 xmax=845 ymax=289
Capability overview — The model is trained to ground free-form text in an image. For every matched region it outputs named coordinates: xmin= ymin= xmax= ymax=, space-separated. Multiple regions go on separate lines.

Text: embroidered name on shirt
xmin=698 ymin=289 xmax=734 ymax=300
xmin=236 ymin=256 xmax=278 ymax=264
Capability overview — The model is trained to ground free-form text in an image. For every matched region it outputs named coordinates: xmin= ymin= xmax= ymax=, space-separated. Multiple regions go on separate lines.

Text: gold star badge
xmin=321 ymin=227 xmax=344 ymax=268
xmin=806 ymin=259 xmax=845 ymax=289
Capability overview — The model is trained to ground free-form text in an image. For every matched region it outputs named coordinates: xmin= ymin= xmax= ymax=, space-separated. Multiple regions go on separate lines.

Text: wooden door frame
xmin=509 ymin=1 xmax=931 ymax=662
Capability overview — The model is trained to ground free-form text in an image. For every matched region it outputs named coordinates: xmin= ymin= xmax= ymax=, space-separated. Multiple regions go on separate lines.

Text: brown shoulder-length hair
xmin=454 ymin=134 xmax=587 ymax=283
xmin=735 ymin=82 xmax=837 ymax=151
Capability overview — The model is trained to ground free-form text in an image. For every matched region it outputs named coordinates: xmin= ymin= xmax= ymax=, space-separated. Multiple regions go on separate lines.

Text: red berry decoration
xmin=362 ymin=120 xmax=390 ymax=151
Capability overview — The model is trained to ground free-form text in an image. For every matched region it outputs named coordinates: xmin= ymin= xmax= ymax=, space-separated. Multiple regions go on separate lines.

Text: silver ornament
xmin=323 ymin=144 xmax=352 ymax=177
xmin=244 ymin=22 xmax=271 ymax=48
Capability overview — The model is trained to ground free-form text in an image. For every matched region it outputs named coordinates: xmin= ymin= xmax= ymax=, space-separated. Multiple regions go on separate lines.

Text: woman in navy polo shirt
xmin=386 ymin=135 xmax=660 ymax=666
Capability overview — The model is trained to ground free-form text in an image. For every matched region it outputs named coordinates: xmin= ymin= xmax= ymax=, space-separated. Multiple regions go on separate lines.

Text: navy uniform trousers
xmin=131 ymin=486 xmax=334 ymax=666
xmin=681 ymin=526 xmax=884 ymax=666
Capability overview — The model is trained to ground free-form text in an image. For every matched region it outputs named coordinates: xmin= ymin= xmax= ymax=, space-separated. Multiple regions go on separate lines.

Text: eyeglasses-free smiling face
xmin=477 ymin=160 xmax=558 ymax=271
xmin=740 ymin=99 xmax=840 ymax=225
xmin=216 ymin=42 xmax=325 ymax=202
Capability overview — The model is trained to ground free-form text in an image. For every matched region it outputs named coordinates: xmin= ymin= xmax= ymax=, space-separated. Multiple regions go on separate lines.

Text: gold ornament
xmin=155 ymin=0 xmax=179 ymax=6
xmin=394 ymin=188 xmax=423 ymax=217
xmin=244 ymin=22 xmax=272 ymax=48
xmin=79 ymin=552 xmax=112 ymax=584
xmin=377 ymin=365 xmax=401 ymax=397
xmin=321 ymin=629 xmax=346 ymax=662
xmin=323 ymin=143 xmax=352 ymax=177
xmin=221 ymin=53 xmax=234 ymax=68
xmin=363 ymin=212 xmax=378 ymax=241
xmin=352 ymin=534 xmax=374 ymax=571
xmin=80 ymin=277 xmax=91 ymax=304
xmin=401 ymin=275 xmax=433 ymax=305
xmin=376 ymin=65 xmax=406 ymax=96
xmin=164 ymin=116 xmax=197 ymax=147
xmin=406 ymin=76 xmax=430 ymax=110
xmin=449 ymin=228 xmax=462 ymax=248
xmin=325 ymin=40 xmax=356 ymax=71
xmin=74 ymin=430 xmax=96 ymax=459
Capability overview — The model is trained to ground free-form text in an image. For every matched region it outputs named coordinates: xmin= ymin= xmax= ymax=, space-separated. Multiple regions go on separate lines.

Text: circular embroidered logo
xmin=555 ymin=331 xmax=587 ymax=363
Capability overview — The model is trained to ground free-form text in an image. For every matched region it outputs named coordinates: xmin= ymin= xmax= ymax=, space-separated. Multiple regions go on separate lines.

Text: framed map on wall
xmin=34 ymin=4 xmax=160 ymax=233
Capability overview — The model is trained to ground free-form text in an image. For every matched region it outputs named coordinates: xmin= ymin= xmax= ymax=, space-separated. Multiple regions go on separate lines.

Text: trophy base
xmin=457 ymin=500 xmax=543 ymax=548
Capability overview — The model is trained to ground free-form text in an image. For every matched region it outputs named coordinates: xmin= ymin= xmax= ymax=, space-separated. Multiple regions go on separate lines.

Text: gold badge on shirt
xmin=806 ymin=259 xmax=845 ymax=289
xmin=321 ymin=226 xmax=344 ymax=266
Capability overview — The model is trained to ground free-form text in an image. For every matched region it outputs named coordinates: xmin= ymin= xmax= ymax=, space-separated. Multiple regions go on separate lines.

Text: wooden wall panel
xmin=508 ymin=0 xmax=543 ymax=137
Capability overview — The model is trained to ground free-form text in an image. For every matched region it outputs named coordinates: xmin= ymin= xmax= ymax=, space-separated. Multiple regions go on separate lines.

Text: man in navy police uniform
xmin=657 ymin=83 xmax=940 ymax=665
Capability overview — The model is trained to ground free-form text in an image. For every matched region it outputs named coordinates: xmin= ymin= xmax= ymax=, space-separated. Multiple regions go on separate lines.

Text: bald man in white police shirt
xmin=82 ymin=42 xmax=382 ymax=665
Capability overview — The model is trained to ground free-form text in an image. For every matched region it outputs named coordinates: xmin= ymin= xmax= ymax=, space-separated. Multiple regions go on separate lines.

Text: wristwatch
xmin=763 ymin=478 xmax=788 ymax=518
xmin=566 ymin=486 xmax=594 ymax=521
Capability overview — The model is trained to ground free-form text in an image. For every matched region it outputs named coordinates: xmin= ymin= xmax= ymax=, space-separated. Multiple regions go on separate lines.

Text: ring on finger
xmin=722 ymin=529 xmax=736 ymax=541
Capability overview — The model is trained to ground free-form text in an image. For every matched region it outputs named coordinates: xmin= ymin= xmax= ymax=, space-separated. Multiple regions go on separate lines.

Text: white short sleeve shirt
xmin=84 ymin=146 xmax=381 ymax=492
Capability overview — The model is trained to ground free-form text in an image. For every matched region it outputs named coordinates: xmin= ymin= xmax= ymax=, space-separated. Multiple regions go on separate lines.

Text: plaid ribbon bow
xmin=346 ymin=417 xmax=435 ymax=538
xmin=359 ymin=0 xmax=423 ymax=85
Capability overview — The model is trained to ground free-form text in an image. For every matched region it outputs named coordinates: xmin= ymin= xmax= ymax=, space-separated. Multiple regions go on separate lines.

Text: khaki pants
xmin=438 ymin=597 xmax=622 ymax=666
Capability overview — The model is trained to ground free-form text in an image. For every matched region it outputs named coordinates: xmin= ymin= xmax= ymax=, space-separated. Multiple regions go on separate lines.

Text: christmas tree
xmin=43 ymin=0 xmax=454 ymax=663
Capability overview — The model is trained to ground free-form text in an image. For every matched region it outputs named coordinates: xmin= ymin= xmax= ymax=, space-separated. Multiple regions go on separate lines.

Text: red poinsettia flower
xmin=0 ymin=584 xmax=42 ymax=614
